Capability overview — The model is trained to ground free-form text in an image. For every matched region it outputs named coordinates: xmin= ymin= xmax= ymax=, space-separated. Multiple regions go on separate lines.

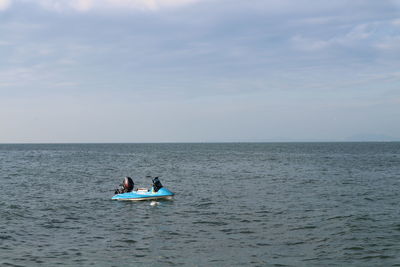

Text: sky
xmin=0 ymin=0 xmax=399 ymax=143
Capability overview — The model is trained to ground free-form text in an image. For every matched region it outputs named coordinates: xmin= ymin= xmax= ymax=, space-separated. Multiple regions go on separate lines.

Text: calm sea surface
xmin=0 ymin=143 xmax=399 ymax=266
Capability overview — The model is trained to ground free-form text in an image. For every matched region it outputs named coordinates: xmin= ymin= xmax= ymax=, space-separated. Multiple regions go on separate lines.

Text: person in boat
xmin=152 ymin=177 xmax=163 ymax=192
xmin=114 ymin=176 xmax=134 ymax=194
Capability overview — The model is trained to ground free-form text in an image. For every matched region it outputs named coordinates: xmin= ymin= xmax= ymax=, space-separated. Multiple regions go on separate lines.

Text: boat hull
xmin=111 ymin=187 xmax=174 ymax=201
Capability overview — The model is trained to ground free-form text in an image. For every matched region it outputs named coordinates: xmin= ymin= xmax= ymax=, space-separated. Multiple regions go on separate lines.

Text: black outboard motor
xmin=152 ymin=177 xmax=163 ymax=192
xmin=115 ymin=177 xmax=134 ymax=194
xmin=123 ymin=177 xmax=134 ymax=192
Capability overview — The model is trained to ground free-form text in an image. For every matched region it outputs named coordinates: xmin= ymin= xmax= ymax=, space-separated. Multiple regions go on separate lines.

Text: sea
xmin=0 ymin=142 xmax=399 ymax=266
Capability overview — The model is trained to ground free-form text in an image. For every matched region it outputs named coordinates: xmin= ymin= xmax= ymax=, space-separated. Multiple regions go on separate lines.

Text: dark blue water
xmin=0 ymin=143 xmax=400 ymax=266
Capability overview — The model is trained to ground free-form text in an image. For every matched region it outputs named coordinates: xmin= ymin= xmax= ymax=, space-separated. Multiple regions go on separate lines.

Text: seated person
xmin=152 ymin=177 xmax=163 ymax=192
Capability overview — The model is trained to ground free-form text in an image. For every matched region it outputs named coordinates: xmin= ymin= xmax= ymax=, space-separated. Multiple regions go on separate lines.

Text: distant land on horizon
xmin=344 ymin=134 xmax=399 ymax=142
xmin=1 ymin=135 xmax=399 ymax=145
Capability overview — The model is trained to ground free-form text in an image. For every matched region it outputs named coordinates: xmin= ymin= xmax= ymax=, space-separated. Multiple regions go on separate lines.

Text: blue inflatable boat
xmin=112 ymin=187 xmax=174 ymax=201
xmin=112 ymin=176 xmax=174 ymax=201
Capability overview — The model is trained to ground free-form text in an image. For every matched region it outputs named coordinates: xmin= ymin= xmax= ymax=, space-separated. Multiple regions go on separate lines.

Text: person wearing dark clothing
xmin=152 ymin=177 xmax=163 ymax=192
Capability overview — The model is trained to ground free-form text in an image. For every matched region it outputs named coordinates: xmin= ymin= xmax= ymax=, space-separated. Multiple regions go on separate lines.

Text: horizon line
xmin=1 ymin=140 xmax=399 ymax=145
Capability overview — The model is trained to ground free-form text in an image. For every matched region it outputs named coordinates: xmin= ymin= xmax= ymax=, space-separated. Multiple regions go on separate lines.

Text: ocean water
xmin=0 ymin=142 xmax=399 ymax=266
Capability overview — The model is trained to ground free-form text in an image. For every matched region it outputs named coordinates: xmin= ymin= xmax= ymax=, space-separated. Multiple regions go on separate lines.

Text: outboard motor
xmin=123 ymin=177 xmax=134 ymax=192
xmin=115 ymin=176 xmax=134 ymax=194
xmin=152 ymin=177 xmax=163 ymax=192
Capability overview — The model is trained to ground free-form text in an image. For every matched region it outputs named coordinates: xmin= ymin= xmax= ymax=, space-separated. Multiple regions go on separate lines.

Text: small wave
xmin=285 ymin=241 xmax=305 ymax=246
xmin=238 ymin=230 xmax=255 ymax=234
xmin=0 ymin=234 xmax=14 ymax=241
xmin=2 ymin=262 xmax=25 ymax=267
xmin=119 ymin=239 xmax=137 ymax=244
xmin=256 ymin=242 xmax=271 ymax=247
xmin=183 ymin=239 xmax=198 ymax=244
xmin=326 ymin=215 xmax=353 ymax=221
xmin=344 ymin=246 xmax=364 ymax=251
xmin=192 ymin=220 xmax=228 ymax=226
xmin=354 ymin=215 xmax=375 ymax=222
xmin=361 ymin=255 xmax=394 ymax=260
xmin=290 ymin=225 xmax=317 ymax=231
xmin=195 ymin=202 xmax=214 ymax=208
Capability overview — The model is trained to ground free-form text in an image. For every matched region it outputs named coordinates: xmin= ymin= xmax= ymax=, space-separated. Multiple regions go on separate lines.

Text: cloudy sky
xmin=0 ymin=0 xmax=399 ymax=142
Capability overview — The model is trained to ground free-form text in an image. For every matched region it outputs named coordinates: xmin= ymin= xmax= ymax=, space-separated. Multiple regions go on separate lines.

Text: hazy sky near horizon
xmin=1 ymin=0 xmax=400 ymax=142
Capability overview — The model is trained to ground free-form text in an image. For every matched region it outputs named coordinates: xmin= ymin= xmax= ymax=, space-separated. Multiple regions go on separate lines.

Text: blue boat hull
xmin=111 ymin=187 xmax=174 ymax=201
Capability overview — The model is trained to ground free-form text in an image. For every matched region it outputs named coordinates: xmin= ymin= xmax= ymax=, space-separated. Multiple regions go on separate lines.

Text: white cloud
xmin=375 ymin=36 xmax=400 ymax=51
xmin=71 ymin=0 xmax=93 ymax=12
xmin=0 ymin=0 xmax=11 ymax=10
xmin=0 ymin=40 xmax=11 ymax=45
xmin=295 ymin=16 xmax=339 ymax=26
xmin=291 ymin=35 xmax=329 ymax=51
xmin=291 ymin=22 xmax=381 ymax=51
xmin=393 ymin=18 xmax=400 ymax=26
xmin=33 ymin=0 xmax=198 ymax=12
xmin=343 ymin=23 xmax=374 ymax=41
